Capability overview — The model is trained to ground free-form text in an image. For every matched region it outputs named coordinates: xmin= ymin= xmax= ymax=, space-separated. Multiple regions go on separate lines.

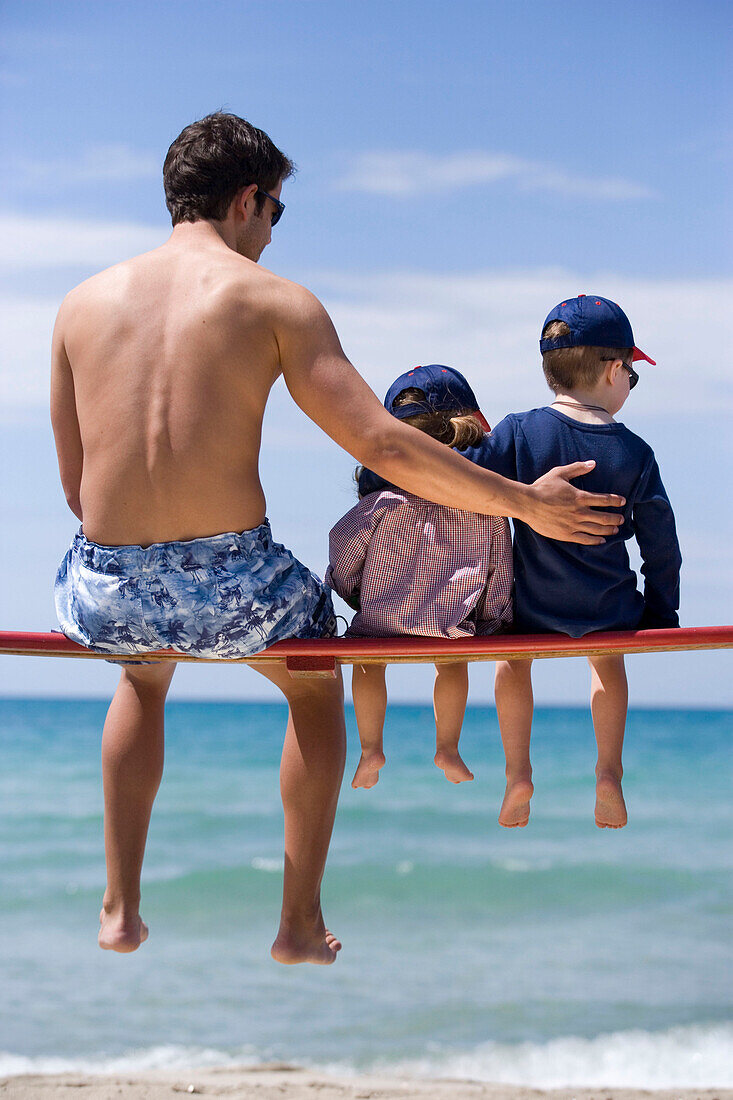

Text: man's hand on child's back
xmin=521 ymin=461 xmax=625 ymax=545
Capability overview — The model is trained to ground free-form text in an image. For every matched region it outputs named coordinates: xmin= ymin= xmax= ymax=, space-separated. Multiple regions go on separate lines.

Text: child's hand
xmin=523 ymin=461 xmax=626 ymax=545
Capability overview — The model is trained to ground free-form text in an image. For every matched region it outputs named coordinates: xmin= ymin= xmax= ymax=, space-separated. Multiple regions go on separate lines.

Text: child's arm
xmin=326 ymin=494 xmax=387 ymax=610
xmin=475 ymin=515 xmax=515 ymax=629
xmin=631 ymin=455 xmax=682 ymax=628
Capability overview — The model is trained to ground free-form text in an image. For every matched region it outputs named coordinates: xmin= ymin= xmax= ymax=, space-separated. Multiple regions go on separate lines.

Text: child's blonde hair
xmin=392 ymin=387 xmax=485 ymax=448
xmin=354 ymin=386 xmax=485 ymax=496
xmin=542 ymin=320 xmax=632 ymax=392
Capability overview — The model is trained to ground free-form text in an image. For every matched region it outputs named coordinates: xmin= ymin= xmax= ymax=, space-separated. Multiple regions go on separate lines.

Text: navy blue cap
xmin=384 ymin=364 xmax=486 ymax=420
xmin=540 ymin=295 xmax=655 ymax=365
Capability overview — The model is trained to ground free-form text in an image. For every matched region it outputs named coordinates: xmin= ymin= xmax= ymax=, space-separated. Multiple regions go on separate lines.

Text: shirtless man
xmin=50 ymin=113 xmax=625 ymax=965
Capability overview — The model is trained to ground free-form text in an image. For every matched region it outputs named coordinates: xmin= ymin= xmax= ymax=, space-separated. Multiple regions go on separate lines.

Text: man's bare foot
xmin=434 ymin=749 xmax=474 ymax=783
xmin=595 ymin=772 xmax=627 ymax=828
xmin=351 ymin=750 xmax=386 ymax=789
xmin=498 ymin=777 xmax=534 ymax=827
xmin=98 ymin=906 xmax=149 ymax=953
xmin=271 ymin=914 xmax=342 ymax=966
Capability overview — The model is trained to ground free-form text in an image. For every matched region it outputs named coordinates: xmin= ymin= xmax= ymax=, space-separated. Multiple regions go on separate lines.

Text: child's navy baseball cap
xmin=540 ymin=295 xmax=656 ymax=365
xmin=384 ymin=364 xmax=490 ymax=429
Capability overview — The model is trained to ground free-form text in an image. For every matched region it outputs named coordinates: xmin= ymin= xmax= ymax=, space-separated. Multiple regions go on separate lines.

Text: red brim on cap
xmin=475 ymin=411 xmax=491 ymax=432
xmin=633 ymin=347 xmax=656 ymax=365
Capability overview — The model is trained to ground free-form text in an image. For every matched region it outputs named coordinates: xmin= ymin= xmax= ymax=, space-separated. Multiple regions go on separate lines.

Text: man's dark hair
xmin=541 ymin=320 xmax=631 ymax=392
xmin=163 ymin=112 xmax=296 ymax=226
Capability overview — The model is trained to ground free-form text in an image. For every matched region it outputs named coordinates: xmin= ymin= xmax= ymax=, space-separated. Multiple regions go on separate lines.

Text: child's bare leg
xmin=99 ymin=661 xmax=175 ymax=952
xmin=494 ymin=659 xmax=534 ymax=827
xmin=254 ymin=664 xmax=346 ymax=965
xmin=433 ymin=662 xmax=473 ymax=782
xmin=351 ymin=663 xmax=387 ymax=788
xmin=588 ymin=655 xmax=628 ymax=828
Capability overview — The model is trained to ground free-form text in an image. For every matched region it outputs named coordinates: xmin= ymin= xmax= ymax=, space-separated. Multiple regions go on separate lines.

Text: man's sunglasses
xmin=256 ymin=188 xmax=285 ymax=227
xmin=601 ymin=357 xmax=639 ymax=389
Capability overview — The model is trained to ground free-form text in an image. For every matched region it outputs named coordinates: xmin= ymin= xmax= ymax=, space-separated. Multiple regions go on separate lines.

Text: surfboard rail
xmin=1 ymin=626 xmax=731 ymax=678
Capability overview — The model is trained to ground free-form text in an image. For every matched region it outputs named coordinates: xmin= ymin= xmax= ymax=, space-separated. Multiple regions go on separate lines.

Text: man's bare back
xmin=53 ymin=223 xmax=299 ymax=546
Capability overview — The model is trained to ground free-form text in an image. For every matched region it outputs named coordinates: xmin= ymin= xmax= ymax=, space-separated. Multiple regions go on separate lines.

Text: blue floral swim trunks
xmin=55 ymin=522 xmax=337 ymax=661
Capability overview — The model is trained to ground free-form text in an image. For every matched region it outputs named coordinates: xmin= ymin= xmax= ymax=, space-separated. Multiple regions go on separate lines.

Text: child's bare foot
xmin=98 ymin=906 xmax=149 ymax=952
xmin=434 ymin=749 xmax=474 ymax=783
xmin=595 ymin=771 xmax=627 ymax=828
xmin=271 ymin=910 xmax=342 ymax=965
xmin=351 ymin=750 xmax=385 ymax=789
xmin=499 ymin=777 xmax=534 ymax=827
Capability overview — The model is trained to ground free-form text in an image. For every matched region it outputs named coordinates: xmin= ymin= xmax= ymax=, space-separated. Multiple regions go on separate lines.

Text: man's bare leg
xmin=494 ymin=659 xmax=534 ymax=827
xmin=351 ymin=663 xmax=387 ymax=788
xmin=588 ymin=654 xmax=628 ymax=828
xmin=99 ymin=661 xmax=176 ymax=952
xmin=254 ymin=664 xmax=346 ymax=965
xmin=433 ymin=662 xmax=473 ymax=782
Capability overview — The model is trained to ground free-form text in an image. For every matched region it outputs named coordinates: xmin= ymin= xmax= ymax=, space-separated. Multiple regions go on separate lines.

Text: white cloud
xmin=0 ymin=296 xmax=59 ymax=410
xmin=0 ymin=213 xmax=165 ymax=416
xmin=0 ymin=212 xmax=166 ymax=273
xmin=312 ymin=269 xmax=732 ymax=420
xmin=336 ymin=151 xmax=655 ymax=201
xmin=1 ymin=235 xmax=731 ymax=424
xmin=11 ymin=145 xmax=160 ymax=188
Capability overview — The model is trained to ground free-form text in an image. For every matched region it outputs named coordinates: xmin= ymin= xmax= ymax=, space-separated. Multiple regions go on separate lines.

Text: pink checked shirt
xmin=326 ymin=489 xmax=513 ymax=639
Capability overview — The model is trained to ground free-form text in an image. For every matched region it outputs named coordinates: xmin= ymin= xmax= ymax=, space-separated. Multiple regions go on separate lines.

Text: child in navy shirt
xmin=465 ymin=295 xmax=681 ymax=830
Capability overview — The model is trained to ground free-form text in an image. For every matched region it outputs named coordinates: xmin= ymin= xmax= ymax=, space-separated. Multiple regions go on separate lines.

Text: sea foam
xmin=384 ymin=1022 xmax=733 ymax=1088
xmin=1 ymin=1024 xmax=732 ymax=1087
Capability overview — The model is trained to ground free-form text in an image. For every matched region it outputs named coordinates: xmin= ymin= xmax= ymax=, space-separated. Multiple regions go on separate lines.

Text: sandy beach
xmin=1 ymin=1066 xmax=731 ymax=1100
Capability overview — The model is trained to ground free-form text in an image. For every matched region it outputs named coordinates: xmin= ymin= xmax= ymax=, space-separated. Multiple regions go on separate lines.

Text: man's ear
xmin=232 ymin=183 xmax=259 ymax=221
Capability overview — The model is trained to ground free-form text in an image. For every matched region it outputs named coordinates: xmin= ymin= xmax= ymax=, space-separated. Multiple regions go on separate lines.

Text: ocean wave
xmin=378 ymin=1022 xmax=733 ymax=1088
xmin=2 ymin=1024 xmax=732 ymax=1086
xmin=0 ymin=1044 xmax=250 ymax=1078
xmin=250 ymin=856 xmax=284 ymax=873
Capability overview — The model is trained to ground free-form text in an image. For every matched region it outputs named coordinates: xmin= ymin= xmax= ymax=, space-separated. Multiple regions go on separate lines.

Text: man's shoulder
xmin=58 ymin=253 xmax=148 ymax=313
xmin=225 ymin=262 xmax=321 ymax=320
xmin=54 ymin=269 xmax=116 ymax=331
xmin=59 ymin=267 xmax=116 ymax=306
xmin=255 ymin=268 xmax=326 ymax=324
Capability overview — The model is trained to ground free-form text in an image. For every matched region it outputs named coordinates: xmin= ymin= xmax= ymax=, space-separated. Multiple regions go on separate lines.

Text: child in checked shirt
xmin=326 ymin=365 xmax=513 ymax=790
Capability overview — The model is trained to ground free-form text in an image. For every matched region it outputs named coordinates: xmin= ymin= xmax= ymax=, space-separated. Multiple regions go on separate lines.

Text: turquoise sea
xmin=0 ymin=698 xmax=731 ymax=1088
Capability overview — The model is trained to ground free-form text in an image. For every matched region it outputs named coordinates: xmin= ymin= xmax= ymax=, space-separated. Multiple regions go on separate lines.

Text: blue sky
xmin=1 ymin=0 xmax=731 ymax=703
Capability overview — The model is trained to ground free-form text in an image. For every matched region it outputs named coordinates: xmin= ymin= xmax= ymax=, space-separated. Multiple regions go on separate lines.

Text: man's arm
xmin=274 ymin=286 xmax=626 ymax=545
xmin=50 ymin=303 xmax=84 ymax=522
